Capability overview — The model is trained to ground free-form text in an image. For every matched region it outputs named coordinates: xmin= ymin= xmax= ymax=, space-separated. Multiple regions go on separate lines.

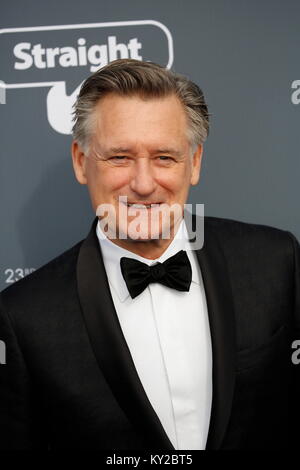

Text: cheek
xmin=157 ymin=166 xmax=191 ymax=192
xmin=92 ymin=167 xmax=130 ymax=192
xmin=110 ymin=170 xmax=131 ymax=189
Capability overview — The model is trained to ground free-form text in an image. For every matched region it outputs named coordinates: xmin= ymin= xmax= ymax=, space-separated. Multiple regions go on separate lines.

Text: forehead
xmin=92 ymin=93 xmax=189 ymax=150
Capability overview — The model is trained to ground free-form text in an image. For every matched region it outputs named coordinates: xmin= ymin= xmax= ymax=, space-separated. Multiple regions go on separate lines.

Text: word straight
xmin=13 ymin=36 xmax=142 ymax=72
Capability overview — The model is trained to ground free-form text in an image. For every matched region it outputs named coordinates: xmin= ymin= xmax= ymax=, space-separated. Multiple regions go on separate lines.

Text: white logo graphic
xmin=0 ymin=80 xmax=5 ymax=104
xmin=0 ymin=340 xmax=6 ymax=365
xmin=0 ymin=20 xmax=174 ymax=134
xmin=291 ymin=80 xmax=300 ymax=104
xmin=96 ymin=197 xmax=204 ymax=250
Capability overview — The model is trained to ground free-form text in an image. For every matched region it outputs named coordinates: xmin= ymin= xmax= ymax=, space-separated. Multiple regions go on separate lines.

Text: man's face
xmin=72 ymin=92 xmax=202 ymax=257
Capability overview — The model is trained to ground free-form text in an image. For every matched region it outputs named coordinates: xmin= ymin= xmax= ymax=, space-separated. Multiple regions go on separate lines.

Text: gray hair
xmin=72 ymin=59 xmax=209 ymax=154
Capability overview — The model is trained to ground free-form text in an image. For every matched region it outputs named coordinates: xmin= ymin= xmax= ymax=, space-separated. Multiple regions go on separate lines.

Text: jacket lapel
xmin=192 ymin=217 xmax=236 ymax=449
xmin=76 ymin=217 xmax=174 ymax=449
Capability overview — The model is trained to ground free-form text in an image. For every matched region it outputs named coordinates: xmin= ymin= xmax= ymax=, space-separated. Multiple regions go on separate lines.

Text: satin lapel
xmin=187 ymin=215 xmax=236 ymax=449
xmin=76 ymin=218 xmax=174 ymax=450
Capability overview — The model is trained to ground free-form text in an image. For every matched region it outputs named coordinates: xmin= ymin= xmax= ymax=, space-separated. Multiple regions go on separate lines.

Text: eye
xmin=108 ymin=156 xmax=129 ymax=164
xmin=157 ymin=156 xmax=175 ymax=164
xmin=158 ymin=156 xmax=172 ymax=161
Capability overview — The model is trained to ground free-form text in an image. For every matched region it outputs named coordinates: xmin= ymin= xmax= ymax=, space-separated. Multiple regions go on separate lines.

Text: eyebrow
xmin=155 ymin=148 xmax=183 ymax=157
xmin=107 ymin=147 xmax=183 ymax=157
xmin=108 ymin=147 xmax=131 ymax=154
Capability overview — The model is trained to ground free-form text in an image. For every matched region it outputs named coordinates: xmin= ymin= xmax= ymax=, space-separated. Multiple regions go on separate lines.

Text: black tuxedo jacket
xmin=0 ymin=216 xmax=299 ymax=450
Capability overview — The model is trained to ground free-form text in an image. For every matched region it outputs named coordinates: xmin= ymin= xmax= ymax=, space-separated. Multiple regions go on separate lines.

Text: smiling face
xmin=72 ymin=92 xmax=203 ymax=259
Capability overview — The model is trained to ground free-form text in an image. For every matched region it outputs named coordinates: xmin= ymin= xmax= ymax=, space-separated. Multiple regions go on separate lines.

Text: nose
xmin=129 ymin=157 xmax=157 ymax=196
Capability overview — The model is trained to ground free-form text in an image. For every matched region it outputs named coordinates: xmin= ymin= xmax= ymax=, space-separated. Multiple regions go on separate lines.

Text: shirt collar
xmin=96 ymin=218 xmax=201 ymax=302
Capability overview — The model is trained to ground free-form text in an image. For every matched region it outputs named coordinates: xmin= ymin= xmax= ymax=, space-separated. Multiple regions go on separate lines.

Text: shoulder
xmin=203 ymin=215 xmax=299 ymax=273
xmin=204 ymin=215 xmax=297 ymax=248
xmin=0 ymin=240 xmax=84 ymax=322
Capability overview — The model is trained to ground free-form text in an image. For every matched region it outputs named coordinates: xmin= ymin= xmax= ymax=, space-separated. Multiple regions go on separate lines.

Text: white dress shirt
xmin=96 ymin=218 xmax=212 ymax=450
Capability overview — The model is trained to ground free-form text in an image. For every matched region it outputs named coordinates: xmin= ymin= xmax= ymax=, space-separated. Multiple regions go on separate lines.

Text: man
xmin=0 ymin=59 xmax=299 ymax=450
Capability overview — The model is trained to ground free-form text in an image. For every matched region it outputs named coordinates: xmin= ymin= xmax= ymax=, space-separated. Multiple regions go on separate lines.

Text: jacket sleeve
xmin=292 ymin=233 xmax=300 ymax=328
xmin=288 ymin=232 xmax=300 ymax=447
xmin=0 ymin=294 xmax=47 ymax=449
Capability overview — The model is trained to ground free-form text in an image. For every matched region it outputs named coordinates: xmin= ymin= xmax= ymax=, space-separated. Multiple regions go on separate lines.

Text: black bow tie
xmin=120 ymin=250 xmax=192 ymax=299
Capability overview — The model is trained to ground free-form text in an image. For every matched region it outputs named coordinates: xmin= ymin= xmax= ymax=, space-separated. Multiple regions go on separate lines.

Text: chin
xmin=123 ymin=228 xmax=162 ymax=242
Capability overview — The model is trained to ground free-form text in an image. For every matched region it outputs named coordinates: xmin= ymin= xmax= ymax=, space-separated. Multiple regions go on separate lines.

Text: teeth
xmin=127 ymin=203 xmax=153 ymax=208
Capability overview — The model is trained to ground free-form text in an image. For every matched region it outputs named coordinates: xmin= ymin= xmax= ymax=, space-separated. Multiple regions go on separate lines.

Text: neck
xmin=108 ymin=237 xmax=174 ymax=260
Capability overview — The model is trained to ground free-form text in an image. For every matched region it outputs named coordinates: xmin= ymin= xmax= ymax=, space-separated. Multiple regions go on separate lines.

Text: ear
xmin=71 ymin=141 xmax=88 ymax=185
xmin=190 ymin=144 xmax=203 ymax=186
